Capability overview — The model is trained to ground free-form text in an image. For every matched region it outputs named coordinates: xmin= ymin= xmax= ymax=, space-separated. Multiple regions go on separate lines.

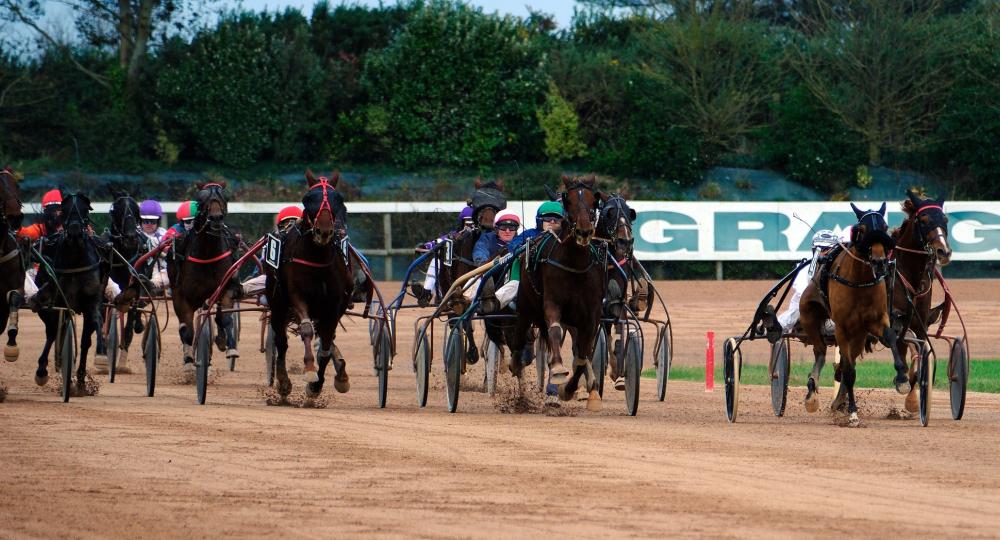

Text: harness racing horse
xmin=799 ymin=202 xmax=906 ymax=426
xmin=890 ymin=190 xmax=952 ymax=412
xmin=596 ymin=193 xmax=638 ymax=389
xmin=265 ymin=171 xmax=352 ymax=401
xmin=103 ymin=194 xmax=147 ymax=371
xmin=1 ymin=167 xmax=25 ymax=363
xmin=435 ymin=178 xmax=505 ymax=365
xmin=512 ymin=175 xmax=608 ymax=411
xmin=32 ymin=193 xmax=111 ymax=393
xmin=167 ymin=181 xmax=241 ymax=371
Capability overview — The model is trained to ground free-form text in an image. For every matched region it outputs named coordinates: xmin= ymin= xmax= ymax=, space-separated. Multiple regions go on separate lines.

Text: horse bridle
xmin=597 ymin=195 xmax=633 ymax=259
xmin=194 ymin=183 xmax=229 ymax=233
xmin=562 ymin=181 xmax=599 ymax=236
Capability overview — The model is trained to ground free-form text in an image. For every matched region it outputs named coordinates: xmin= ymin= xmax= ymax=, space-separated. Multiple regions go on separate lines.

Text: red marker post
xmin=705 ymin=331 xmax=715 ymax=392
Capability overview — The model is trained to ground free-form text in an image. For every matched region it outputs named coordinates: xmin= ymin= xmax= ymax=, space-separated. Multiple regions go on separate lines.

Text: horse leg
xmin=308 ymin=324 xmax=335 ymax=397
xmin=117 ymin=307 xmax=136 ymax=373
xmin=509 ymin=314 xmax=531 ymax=377
xmin=843 ymin=352 xmax=861 ymax=426
xmin=544 ymin=304 xmax=569 ymax=385
xmin=576 ymin=323 xmax=601 ymax=412
xmin=175 ymin=301 xmax=195 ymax=371
xmin=269 ymin=310 xmax=292 ymax=400
xmin=216 ymin=291 xmax=239 ymax=362
xmin=4 ymin=290 xmax=22 ymax=361
xmin=35 ymin=310 xmax=56 ymax=386
xmin=878 ymin=319 xmax=910 ymax=395
xmin=77 ymin=306 xmax=100 ymax=395
xmin=463 ymin=319 xmax=478 ymax=366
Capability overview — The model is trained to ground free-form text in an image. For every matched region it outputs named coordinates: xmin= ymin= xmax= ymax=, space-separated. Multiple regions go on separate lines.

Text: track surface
xmin=2 ymin=280 xmax=999 ymax=538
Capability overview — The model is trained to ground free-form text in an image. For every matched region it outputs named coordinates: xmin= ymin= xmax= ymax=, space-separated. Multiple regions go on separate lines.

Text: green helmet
xmin=537 ymin=201 xmax=564 ymax=218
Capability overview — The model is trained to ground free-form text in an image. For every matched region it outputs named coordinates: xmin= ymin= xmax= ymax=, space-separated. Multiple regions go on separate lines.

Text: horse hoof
xmin=586 ymin=389 xmax=603 ymax=412
xmin=905 ymin=390 xmax=919 ymax=413
xmin=804 ymin=394 xmax=818 ymax=413
xmin=226 ymin=349 xmax=239 ymax=360
xmin=303 ymin=371 xmax=319 ymax=384
xmin=334 ymin=376 xmax=350 ymax=393
xmin=183 ymin=361 xmax=195 ymax=373
xmin=895 ymin=378 xmax=912 ymax=395
xmin=848 ymin=412 xmax=862 ymax=427
xmin=548 ymin=364 xmax=569 ymax=386
xmin=35 ymin=374 xmax=48 ymax=386
xmin=4 ymin=345 xmax=18 ymax=362
xmin=575 ymin=387 xmax=589 ymax=401
xmin=305 ymin=382 xmax=321 ymax=398
xmin=613 ymin=377 xmax=625 ymax=392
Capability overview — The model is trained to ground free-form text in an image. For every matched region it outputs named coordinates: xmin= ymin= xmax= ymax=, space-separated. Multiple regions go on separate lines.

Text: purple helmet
xmin=459 ymin=206 xmax=474 ymax=220
xmin=139 ymin=199 xmax=163 ymax=220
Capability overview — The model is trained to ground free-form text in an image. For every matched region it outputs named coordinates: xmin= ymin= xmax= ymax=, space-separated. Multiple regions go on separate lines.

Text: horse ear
xmin=561 ymin=174 xmax=572 ymax=188
xmin=474 ymin=177 xmax=482 ymax=189
xmin=879 ymin=202 xmax=887 ymax=216
xmin=850 ymin=203 xmax=865 ymax=220
xmin=495 ymin=179 xmax=505 ymax=192
xmin=937 ymin=194 xmax=946 ymax=206
xmin=629 ymin=208 xmax=637 ymax=221
xmin=544 ymin=185 xmax=559 ymax=202
xmin=306 ymin=169 xmax=317 ymax=186
xmin=585 ymin=174 xmax=596 ymax=186
xmin=195 ymin=182 xmax=205 ymax=190
xmin=906 ymin=189 xmax=920 ymax=205
xmin=330 ymin=171 xmax=340 ymax=188
xmin=597 ymin=191 xmax=608 ymax=203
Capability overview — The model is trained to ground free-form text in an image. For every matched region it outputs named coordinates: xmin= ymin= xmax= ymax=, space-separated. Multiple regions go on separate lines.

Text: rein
xmin=187 ymin=250 xmax=233 ymax=264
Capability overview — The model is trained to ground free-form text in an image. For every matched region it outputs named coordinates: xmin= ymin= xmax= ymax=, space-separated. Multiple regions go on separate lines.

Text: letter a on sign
xmin=265 ymin=233 xmax=282 ymax=269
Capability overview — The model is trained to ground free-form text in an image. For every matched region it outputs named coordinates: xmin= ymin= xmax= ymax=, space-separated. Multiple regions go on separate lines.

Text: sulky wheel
xmin=724 ymin=337 xmax=742 ymax=423
xmin=484 ymin=338 xmax=500 ymax=397
xmin=656 ymin=324 xmax=673 ymax=402
xmin=59 ymin=315 xmax=77 ymax=403
xmin=414 ymin=328 xmax=431 ymax=407
xmin=144 ymin=311 xmax=160 ymax=397
xmin=444 ymin=322 xmax=464 ymax=413
xmin=770 ymin=338 xmax=790 ymax=417
xmin=376 ymin=325 xmax=391 ymax=409
xmin=107 ymin=310 xmax=119 ymax=383
xmin=918 ymin=341 xmax=935 ymax=427
xmin=592 ymin=326 xmax=609 ymax=398
xmin=949 ymin=338 xmax=969 ymax=421
xmin=264 ymin=325 xmax=276 ymax=388
xmin=624 ymin=331 xmax=642 ymax=416
xmin=195 ymin=318 xmax=213 ymax=405
xmin=534 ymin=331 xmax=548 ymax=392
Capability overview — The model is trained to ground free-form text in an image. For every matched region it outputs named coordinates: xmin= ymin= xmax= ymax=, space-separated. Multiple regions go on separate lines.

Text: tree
xmin=788 ymin=0 xmax=970 ymax=165
xmin=537 ymin=82 xmax=587 ymax=162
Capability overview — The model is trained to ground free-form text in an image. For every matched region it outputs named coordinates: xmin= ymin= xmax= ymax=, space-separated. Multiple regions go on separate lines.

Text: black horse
xmin=32 ymin=193 xmax=111 ymax=394
xmin=266 ymin=171 xmax=353 ymax=401
xmin=596 ymin=193 xmax=639 ymax=390
xmin=101 ymin=193 xmax=147 ymax=373
xmin=167 ymin=181 xmax=241 ymax=370
xmin=1 ymin=167 xmax=25 ymax=363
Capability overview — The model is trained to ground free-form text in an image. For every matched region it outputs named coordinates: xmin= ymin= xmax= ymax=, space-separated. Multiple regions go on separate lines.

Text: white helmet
xmin=812 ymin=229 xmax=839 ymax=249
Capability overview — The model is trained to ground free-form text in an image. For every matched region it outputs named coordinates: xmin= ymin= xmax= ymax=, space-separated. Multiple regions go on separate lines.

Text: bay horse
xmin=167 ymin=181 xmax=241 ymax=370
xmin=266 ymin=171 xmax=352 ymax=400
xmin=511 ymin=175 xmax=607 ymax=411
xmin=890 ymin=190 xmax=952 ymax=412
xmin=1 ymin=167 xmax=26 ymax=363
xmin=799 ymin=202 xmax=907 ymax=425
xmin=101 ymin=193 xmax=146 ymax=372
xmin=435 ymin=178 xmax=505 ymax=365
xmin=32 ymin=193 xmax=110 ymax=393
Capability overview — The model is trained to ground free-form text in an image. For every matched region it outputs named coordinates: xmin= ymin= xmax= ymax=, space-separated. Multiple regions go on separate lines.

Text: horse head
xmin=904 ymin=189 xmax=951 ymax=266
xmin=562 ymin=174 xmax=600 ymax=247
xmin=598 ymin=193 xmax=636 ymax=262
xmin=470 ymin=177 xmax=506 ymax=232
xmin=109 ymin=191 xmax=141 ymax=251
xmin=0 ymin=167 xmax=23 ymax=232
xmin=851 ymin=202 xmax=893 ymax=276
xmin=194 ymin=180 xmax=229 ymax=230
xmin=302 ymin=170 xmax=346 ymax=246
xmin=61 ymin=192 xmax=93 ymax=241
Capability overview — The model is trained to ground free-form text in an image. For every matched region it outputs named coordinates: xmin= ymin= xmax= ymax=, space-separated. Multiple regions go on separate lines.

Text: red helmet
xmin=275 ymin=205 xmax=303 ymax=225
xmin=42 ymin=189 xmax=62 ymax=208
xmin=494 ymin=213 xmax=521 ymax=227
xmin=176 ymin=201 xmax=194 ymax=221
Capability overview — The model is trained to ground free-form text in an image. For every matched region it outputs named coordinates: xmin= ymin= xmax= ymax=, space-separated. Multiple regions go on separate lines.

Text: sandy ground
xmin=2 ymin=279 xmax=999 ymax=539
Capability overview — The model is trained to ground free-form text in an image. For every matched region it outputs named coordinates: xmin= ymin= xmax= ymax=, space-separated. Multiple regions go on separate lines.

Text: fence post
xmin=383 ymin=213 xmax=393 ymax=281
xmin=715 ymin=261 xmax=723 ymax=281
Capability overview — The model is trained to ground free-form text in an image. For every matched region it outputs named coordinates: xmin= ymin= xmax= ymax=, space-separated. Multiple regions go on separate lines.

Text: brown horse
xmin=167 ymin=181 xmax=241 ymax=370
xmin=266 ymin=171 xmax=352 ymax=401
xmin=511 ymin=175 xmax=607 ymax=410
xmin=890 ymin=190 xmax=952 ymax=412
xmin=1 ymin=167 xmax=25 ymax=363
xmin=799 ymin=202 xmax=906 ymax=425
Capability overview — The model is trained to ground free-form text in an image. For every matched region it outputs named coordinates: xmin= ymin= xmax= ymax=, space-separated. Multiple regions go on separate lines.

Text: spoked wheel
xmin=724 ymin=337 xmax=742 ymax=423
xmin=949 ymin=338 xmax=968 ymax=421
xmin=414 ymin=328 xmax=430 ymax=407
xmin=58 ymin=314 xmax=77 ymax=403
xmin=624 ymin=331 xmax=642 ymax=416
xmin=655 ymin=324 xmax=672 ymax=402
xmin=264 ymin=326 xmax=276 ymax=387
xmin=770 ymin=338 xmax=790 ymax=417
xmin=534 ymin=332 xmax=548 ymax=392
xmin=107 ymin=310 xmax=119 ymax=383
xmin=483 ymin=339 xmax=500 ymax=397
xmin=592 ymin=326 xmax=609 ymax=397
xmin=375 ymin=324 xmax=391 ymax=409
xmin=918 ymin=341 xmax=935 ymax=427
xmin=368 ymin=303 xmax=381 ymax=346
xmin=195 ymin=318 xmax=213 ymax=405
xmin=444 ymin=322 xmax=464 ymax=413
xmin=143 ymin=311 xmax=160 ymax=397
xmin=228 ymin=303 xmax=241 ymax=372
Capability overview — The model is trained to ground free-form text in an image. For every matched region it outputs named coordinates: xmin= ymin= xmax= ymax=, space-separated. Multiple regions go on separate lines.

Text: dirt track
xmin=2 ymin=280 xmax=999 ymax=538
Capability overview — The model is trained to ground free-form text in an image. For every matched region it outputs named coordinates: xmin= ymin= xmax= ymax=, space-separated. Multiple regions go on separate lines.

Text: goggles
xmin=539 ymin=216 xmax=562 ymax=223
